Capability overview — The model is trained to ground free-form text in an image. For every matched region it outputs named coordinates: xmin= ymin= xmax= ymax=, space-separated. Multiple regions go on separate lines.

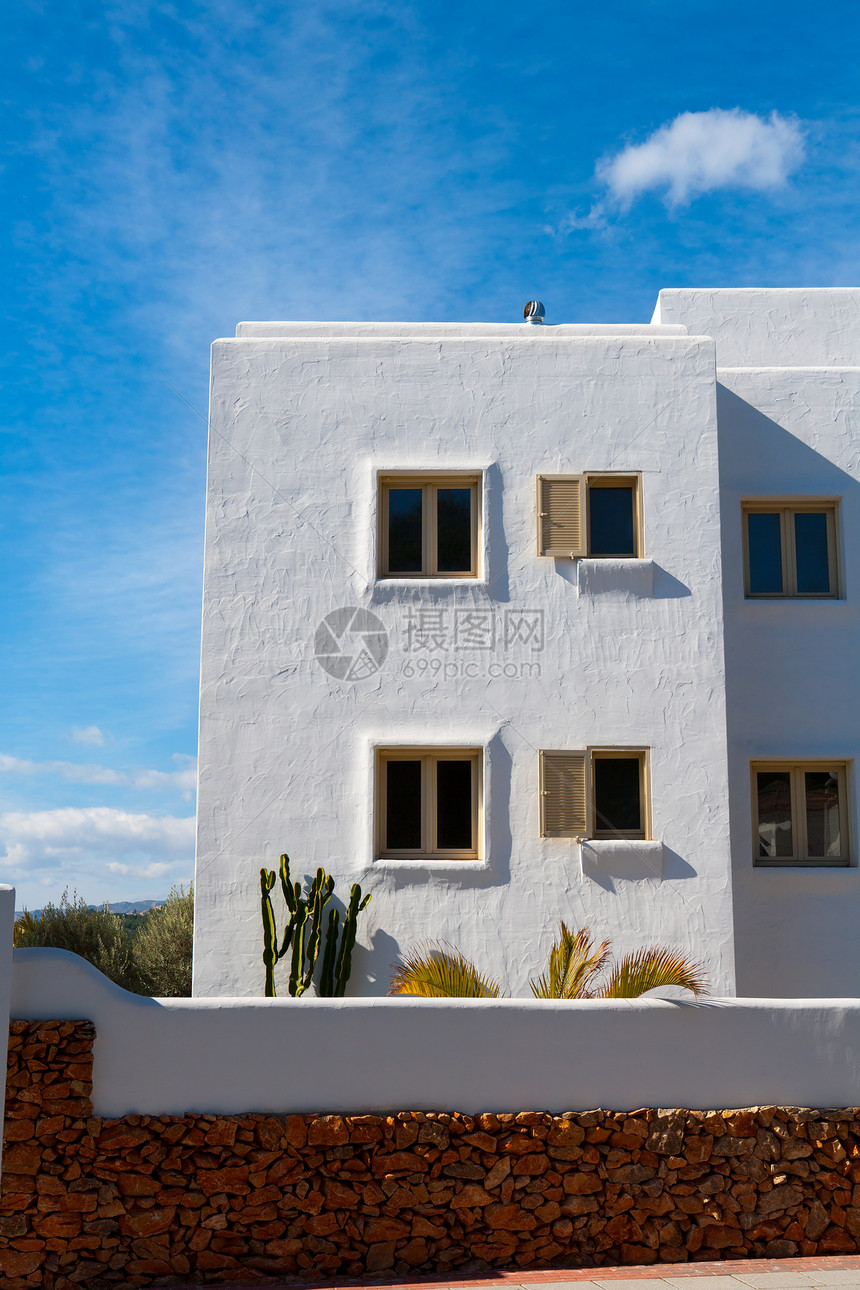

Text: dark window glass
xmin=747 ymin=512 xmax=783 ymax=594
xmin=386 ymin=760 xmax=422 ymax=849
xmin=756 ymin=771 xmax=793 ymax=857
xmin=589 ymin=487 xmax=636 ymax=556
xmin=794 ymin=512 xmax=830 ymax=594
xmin=805 ymin=771 xmax=841 ymax=857
xmin=593 ymin=757 xmax=641 ymax=833
xmin=436 ymin=760 xmax=473 ymax=849
xmin=387 ymin=489 xmax=423 ymax=573
xmin=437 ymin=488 xmax=472 ymax=572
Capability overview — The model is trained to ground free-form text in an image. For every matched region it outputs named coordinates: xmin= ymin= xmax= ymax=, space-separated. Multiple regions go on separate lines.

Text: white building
xmin=193 ymin=289 xmax=860 ymax=1000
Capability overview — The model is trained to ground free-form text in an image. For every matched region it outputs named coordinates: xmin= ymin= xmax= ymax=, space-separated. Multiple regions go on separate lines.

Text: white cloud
xmin=105 ymin=859 xmax=170 ymax=878
xmin=70 ymin=725 xmax=108 ymax=747
xmin=598 ymin=109 xmax=805 ymax=207
xmin=553 ymin=205 xmax=609 ymax=235
xmin=0 ymin=752 xmax=197 ymax=798
xmin=0 ymin=806 xmax=195 ymax=888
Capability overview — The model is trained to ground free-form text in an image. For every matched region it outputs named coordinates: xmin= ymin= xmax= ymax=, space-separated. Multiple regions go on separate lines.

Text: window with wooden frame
xmin=539 ymin=748 xmax=650 ymax=839
xmin=742 ymin=500 xmax=840 ymax=598
xmin=377 ymin=748 xmax=482 ymax=860
xmin=379 ymin=475 xmax=480 ymax=578
xmin=537 ymin=474 xmax=642 ymax=558
xmin=752 ymin=761 xmax=850 ymax=866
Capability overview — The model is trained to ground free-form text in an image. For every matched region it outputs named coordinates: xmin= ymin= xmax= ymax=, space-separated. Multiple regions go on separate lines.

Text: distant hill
xmin=15 ymin=898 xmax=166 ymax=919
xmin=105 ymin=900 xmax=165 ymax=914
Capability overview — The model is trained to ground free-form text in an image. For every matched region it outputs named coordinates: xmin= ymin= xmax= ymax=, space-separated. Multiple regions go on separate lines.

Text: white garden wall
xmin=8 ymin=947 xmax=860 ymax=1118
xmin=0 ymin=885 xmax=14 ymax=1176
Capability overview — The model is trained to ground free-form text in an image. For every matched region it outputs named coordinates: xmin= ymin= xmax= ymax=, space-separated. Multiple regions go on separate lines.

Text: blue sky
xmin=2 ymin=0 xmax=859 ymax=908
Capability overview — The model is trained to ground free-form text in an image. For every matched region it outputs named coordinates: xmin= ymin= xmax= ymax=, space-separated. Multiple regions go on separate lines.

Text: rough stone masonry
xmin=3 ymin=1020 xmax=860 ymax=1288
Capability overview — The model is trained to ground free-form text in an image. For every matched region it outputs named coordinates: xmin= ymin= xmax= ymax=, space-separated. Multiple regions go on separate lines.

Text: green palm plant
xmin=528 ymin=923 xmax=611 ymax=999
xmin=389 ymin=941 xmax=502 ymax=998
xmin=12 ymin=909 xmax=40 ymax=947
xmin=591 ymin=945 xmax=708 ymax=999
xmin=531 ymin=922 xmax=707 ymax=999
xmin=389 ymin=923 xmax=707 ymax=1000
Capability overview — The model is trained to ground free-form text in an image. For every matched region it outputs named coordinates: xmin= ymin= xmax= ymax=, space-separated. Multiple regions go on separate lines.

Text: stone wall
xmin=3 ymin=1021 xmax=860 ymax=1289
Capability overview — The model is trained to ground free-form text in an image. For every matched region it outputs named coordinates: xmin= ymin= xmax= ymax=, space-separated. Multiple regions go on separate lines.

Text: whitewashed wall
xmin=657 ymin=289 xmax=860 ymax=997
xmin=0 ymin=885 xmax=14 ymax=1177
xmin=10 ymin=948 xmax=860 ymax=1118
xmin=653 ymin=288 xmax=860 ymax=368
xmin=194 ymin=322 xmax=736 ymax=998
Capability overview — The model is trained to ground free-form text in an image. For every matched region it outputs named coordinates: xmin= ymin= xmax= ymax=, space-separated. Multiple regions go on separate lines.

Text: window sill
xmin=581 ymin=839 xmax=663 ymax=881
xmin=370 ymin=577 xmax=490 ymax=602
xmin=744 ymin=595 xmax=843 ymax=603
xmin=371 ymin=857 xmax=489 ymax=876
xmin=753 ymin=860 xmax=851 ymax=869
xmin=578 ymin=558 xmax=654 ymax=597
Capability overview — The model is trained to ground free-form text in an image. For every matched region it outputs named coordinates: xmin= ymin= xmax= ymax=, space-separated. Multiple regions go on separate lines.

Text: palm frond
xmin=389 ymin=941 xmax=503 ymax=998
xmin=595 ymin=946 xmax=708 ymax=999
xmin=529 ymin=923 xmax=611 ymax=999
xmin=12 ymin=909 xmax=40 ymax=948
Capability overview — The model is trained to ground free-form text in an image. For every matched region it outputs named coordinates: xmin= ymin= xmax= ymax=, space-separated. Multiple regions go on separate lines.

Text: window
xmin=743 ymin=500 xmax=839 ymax=598
xmin=752 ymin=762 xmax=850 ymax=866
xmin=540 ymin=748 xmax=650 ymax=839
xmin=537 ymin=474 xmax=641 ymax=558
xmin=377 ymin=748 xmax=481 ymax=859
xmin=380 ymin=475 xmax=480 ymax=577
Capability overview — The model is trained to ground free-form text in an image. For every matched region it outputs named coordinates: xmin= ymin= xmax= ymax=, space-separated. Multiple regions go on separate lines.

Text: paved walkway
xmin=205 ymin=1255 xmax=860 ymax=1290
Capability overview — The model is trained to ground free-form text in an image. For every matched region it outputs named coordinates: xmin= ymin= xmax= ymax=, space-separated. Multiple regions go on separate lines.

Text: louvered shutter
xmin=537 ymin=475 xmax=586 ymax=557
xmin=540 ymin=751 xmax=588 ymax=838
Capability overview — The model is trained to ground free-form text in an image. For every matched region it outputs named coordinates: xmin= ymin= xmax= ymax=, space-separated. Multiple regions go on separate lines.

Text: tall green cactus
xmin=259 ymin=853 xmax=369 ymax=998
xmin=260 ymin=869 xmax=279 ymax=998
xmin=319 ymin=882 xmax=372 ymax=997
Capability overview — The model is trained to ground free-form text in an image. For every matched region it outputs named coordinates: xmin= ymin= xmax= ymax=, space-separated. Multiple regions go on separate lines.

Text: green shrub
xmin=13 ymin=889 xmax=137 ymax=991
xmin=131 ymin=885 xmax=194 ymax=997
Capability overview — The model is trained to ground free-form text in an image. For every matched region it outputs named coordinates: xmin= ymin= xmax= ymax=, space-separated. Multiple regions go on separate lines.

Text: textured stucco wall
xmin=0 ymin=884 xmax=13 ymax=1178
xmin=654 ymin=289 xmax=860 ymax=368
xmin=193 ymin=326 xmax=735 ymax=999
xmin=718 ymin=367 xmax=860 ymax=996
xmin=11 ymin=950 xmax=860 ymax=1117
xmin=657 ymin=289 xmax=860 ymax=997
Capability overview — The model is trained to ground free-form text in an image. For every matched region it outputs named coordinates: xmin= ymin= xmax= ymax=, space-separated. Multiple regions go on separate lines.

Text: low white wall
xmin=10 ymin=948 xmax=860 ymax=1118
xmin=0 ymin=885 xmax=14 ymax=1176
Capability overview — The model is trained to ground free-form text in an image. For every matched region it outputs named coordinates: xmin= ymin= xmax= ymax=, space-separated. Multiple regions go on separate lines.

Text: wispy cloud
xmin=600 ymin=109 xmax=805 ymax=207
xmin=0 ymin=753 xmax=197 ymax=798
xmin=107 ymin=859 xmax=171 ymax=879
xmin=0 ymin=806 xmax=195 ymax=889
xmin=70 ymin=726 xmax=109 ymax=747
xmin=558 ymin=108 xmax=807 ymax=234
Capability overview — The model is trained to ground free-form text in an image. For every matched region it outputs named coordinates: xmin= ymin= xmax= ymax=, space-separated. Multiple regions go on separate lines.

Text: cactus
xmin=319 ymin=882 xmax=372 ymax=997
xmin=259 ymin=854 xmax=367 ymax=998
xmin=260 ymin=869 xmax=279 ymax=998
xmin=319 ymin=907 xmax=340 ymax=997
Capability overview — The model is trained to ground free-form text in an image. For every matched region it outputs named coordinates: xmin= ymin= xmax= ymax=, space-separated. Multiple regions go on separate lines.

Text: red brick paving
xmin=198 ymin=1253 xmax=860 ymax=1289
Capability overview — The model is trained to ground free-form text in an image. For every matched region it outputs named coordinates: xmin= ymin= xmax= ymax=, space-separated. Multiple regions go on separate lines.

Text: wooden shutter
xmin=540 ymin=751 xmax=588 ymax=837
xmin=537 ymin=475 xmax=586 ymax=557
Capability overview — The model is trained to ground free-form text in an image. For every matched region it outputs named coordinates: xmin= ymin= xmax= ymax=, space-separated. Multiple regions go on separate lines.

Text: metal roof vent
xmin=523 ymin=300 xmax=545 ymax=324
